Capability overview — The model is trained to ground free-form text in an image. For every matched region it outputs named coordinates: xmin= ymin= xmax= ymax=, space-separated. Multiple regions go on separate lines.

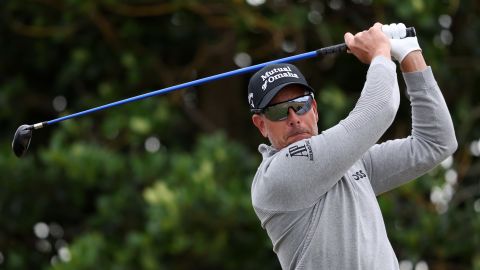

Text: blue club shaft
xmin=43 ymin=50 xmax=321 ymax=127
xmin=35 ymin=26 xmax=416 ymax=129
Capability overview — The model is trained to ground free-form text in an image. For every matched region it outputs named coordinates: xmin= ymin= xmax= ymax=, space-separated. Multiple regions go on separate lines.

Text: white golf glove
xmin=382 ymin=23 xmax=421 ymax=63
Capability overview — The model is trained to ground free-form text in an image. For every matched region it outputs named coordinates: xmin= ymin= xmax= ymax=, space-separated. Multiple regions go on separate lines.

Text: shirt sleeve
xmin=252 ymin=56 xmax=400 ymax=211
xmin=361 ymin=66 xmax=458 ymax=196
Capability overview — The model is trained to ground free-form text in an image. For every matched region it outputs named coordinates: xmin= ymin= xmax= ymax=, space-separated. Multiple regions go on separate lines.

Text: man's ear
xmin=252 ymin=114 xmax=268 ymax=138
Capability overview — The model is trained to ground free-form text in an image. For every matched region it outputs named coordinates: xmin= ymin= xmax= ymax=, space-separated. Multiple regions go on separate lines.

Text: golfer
xmin=248 ymin=23 xmax=457 ymax=269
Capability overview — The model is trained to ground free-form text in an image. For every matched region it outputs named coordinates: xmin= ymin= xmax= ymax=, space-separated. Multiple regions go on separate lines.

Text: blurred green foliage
xmin=0 ymin=0 xmax=479 ymax=269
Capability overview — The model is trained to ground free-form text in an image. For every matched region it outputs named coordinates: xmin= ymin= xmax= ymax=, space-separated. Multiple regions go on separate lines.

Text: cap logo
xmin=260 ymin=66 xmax=299 ymax=91
xmin=248 ymin=93 xmax=254 ymax=108
xmin=261 ymin=80 xmax=268 ymax=90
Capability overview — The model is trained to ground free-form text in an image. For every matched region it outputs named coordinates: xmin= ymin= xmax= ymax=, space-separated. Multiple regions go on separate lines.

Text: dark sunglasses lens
xmin=264 ymin=104 xmax=289 ymax=120
xmin=264 ymin=96 xmax=312 ymax=121
xmin=294 ymin=99 xmax=312 ymax=115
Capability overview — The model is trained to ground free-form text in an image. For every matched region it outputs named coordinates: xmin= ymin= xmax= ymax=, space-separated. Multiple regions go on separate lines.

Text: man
xmin=248 ymin=23 xmax=457 ymax=270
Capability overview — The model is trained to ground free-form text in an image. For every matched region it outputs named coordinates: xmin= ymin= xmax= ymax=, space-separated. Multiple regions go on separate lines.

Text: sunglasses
xmin=259 ymin=94 xmax=314 ymax=121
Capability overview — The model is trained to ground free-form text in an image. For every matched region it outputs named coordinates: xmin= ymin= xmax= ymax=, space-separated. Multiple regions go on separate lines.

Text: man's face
xmin=252 ymin=85 xmax=319 ymax=150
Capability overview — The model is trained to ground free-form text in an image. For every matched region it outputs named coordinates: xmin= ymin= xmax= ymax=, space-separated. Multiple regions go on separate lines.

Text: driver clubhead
xmin=12 ymin=125 xmax=33 ymax=158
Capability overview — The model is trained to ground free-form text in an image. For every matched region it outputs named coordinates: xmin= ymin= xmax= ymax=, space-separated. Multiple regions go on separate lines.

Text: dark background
xmin=0 ymin=0 xmax=479 ymax=269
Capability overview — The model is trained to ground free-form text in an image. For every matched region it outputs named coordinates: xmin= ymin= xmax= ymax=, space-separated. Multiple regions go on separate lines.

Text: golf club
xmin=12 ymin=27 xmax=416 ymax=158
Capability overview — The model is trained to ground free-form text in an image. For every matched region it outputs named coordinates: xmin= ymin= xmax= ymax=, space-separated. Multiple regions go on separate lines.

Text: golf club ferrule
xmin=33 ymin=122 xmax=47 ymax=129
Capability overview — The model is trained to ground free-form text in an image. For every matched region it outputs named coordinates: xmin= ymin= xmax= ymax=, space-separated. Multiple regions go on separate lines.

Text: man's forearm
xmin=400 ymin=51 xmax=427 ymax=72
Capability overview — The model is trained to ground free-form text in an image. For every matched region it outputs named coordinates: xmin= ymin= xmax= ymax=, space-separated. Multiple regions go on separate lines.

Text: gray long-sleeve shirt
xmin=251 ymin=56 xmax=457 ymax=270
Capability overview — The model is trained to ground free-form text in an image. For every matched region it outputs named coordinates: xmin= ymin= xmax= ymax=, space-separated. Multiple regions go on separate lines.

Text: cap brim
xmin=258 ymin=82 xmax=314 ymax=109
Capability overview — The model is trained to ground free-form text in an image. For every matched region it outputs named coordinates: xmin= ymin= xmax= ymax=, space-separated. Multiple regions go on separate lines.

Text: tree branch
xmin=102 ymin=2 xmax=175 ymax=17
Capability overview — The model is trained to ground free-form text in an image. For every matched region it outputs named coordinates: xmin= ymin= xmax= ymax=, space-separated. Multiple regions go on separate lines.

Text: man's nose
xmin=287 ymin=107 xmax=301 ymax=126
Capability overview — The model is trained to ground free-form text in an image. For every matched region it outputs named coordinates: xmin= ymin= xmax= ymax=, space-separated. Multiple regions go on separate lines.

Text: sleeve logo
xmin=352 ymin=170 xmax=367 ymax=180
xmin=286 ymin=141 xmax=314 ymax=161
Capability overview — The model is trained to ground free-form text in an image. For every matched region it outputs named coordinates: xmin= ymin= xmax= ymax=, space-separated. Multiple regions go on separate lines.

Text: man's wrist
xmin=400 ymin=51 xmax=427 ymax=72
xmin=371 ymin=55 xmax=397 ymax=72
xmin=373 ymin=48 xmax=391 ymax=62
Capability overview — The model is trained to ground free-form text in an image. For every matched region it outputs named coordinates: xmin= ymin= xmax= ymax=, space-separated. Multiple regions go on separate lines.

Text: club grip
xmin=406 ymin=27 xmax=416 ymax=38
xmin=316 ymin=27 xmax=416 ymax=56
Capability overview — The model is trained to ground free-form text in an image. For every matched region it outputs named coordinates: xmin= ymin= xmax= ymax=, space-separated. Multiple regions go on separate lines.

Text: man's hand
xmin=344 ymin=23 xmax=391 ymax=64
xmin=382 ymin=23 xmax=422 ymax=63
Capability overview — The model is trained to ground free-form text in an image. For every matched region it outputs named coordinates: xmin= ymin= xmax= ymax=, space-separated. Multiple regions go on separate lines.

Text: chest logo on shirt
xmin=286 ymin=141 xmax=314 ymax=161
xmin=352 ymin=170 xmax=367 ymax=180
